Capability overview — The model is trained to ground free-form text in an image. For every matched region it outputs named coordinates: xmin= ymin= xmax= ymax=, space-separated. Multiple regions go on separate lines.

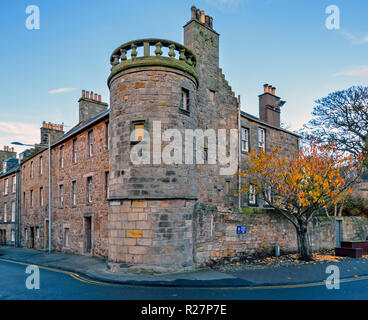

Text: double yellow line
xmin=1 ymin=257 xmax=368 ymax=290
xmin=0 ymin=258 xmax=118 ymax=287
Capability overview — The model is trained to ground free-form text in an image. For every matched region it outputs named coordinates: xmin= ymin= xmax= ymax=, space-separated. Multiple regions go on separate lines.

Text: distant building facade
xmin=0 ymin=152 xmax=20 ymax=246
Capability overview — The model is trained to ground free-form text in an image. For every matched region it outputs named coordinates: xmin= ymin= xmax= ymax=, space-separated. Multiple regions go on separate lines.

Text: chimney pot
xmin=268 ymin=85 xmax=272 ymax=93
xmin=98 ymin=95 xmax=101 ymax=102
xmin=263 ymin=84 xmax=269 ymax=93
xmin=271 ymin=87 xmax=276 ymax=95
xmin=191 ymin=6 xmax=197 ymax=19
xmin=209 ymin=16 xmax=213 ymax=28
xmin=200 ymin=10 xmax=205 ymax=24
xmin=205 ymin=15 xmax=210 ymax=26
xmin=86 ymin=91 xmax=90 ymax=99
xmin=94 ymin=93 xmax=98 ymax=100
xmin=82 ymin=89 xmax=85 ymax=98
xmin=196 ymin=9 xmax=201 ymax=20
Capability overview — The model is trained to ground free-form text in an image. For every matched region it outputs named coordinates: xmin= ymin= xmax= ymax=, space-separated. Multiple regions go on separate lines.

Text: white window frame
xmin=265 ymin=185 xmax=272 ymax=203
xmin=60 ymin=146 xmax=64 ymax=168
xmin=258 ymin=128 xmax=265 ymax=151
xmin=40 ymin=156 xmax=43 ymax=175
xmin=87 ymin=177 xmax=93 ymax=203
xmin=72 ymin=181 xmax=77 ymax=206
xmin=73 ymin=139 xmax=78 ymax=163
xmin=4 ymin=203 xmax=7 ymax=222
xmin=241 ymin=127 xmax=249 ymax=152
xmin=59 ymin=184 xmax=64 ymax=208
xmin=249 ymin=184 xmax=256 ymax=205
xmin=11 ymin=201 xmax=15 ymax=222
xmin=12 ymin=176 xmax=16 ymax=193
xmin=105 ymin=172 xmax=109 ymax=199
xmin=4 ymin=179 xmax=8 ymax=195
xmin=88 ymin=131 xmax=94 ymax=157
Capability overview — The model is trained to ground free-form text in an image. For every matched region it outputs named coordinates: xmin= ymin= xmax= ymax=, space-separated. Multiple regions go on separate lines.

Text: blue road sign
xmin=237 ymin=225 xmax=246 ymax=234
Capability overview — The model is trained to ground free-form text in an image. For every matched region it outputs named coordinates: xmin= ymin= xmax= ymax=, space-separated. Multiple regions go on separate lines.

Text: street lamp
xmin=11 ymin=142 xmax=36 ymax=147
xmin=11 ymin=134 xmax=52 ymax=253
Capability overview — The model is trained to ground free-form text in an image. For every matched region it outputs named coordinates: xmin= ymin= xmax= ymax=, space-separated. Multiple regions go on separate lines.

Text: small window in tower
xmin=181 ymin=88 xmax=189 ymax=111
xmin=209 ymin=90 xmax=216 ymax=103
xmin=134 ymin=123 xmax=145 ymax=141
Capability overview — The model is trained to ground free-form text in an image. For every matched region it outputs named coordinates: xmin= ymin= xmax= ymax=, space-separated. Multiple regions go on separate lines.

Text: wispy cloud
xmin=0 ymin=121 xmax=40 ymax=154
xmin=334 ymin=65 xmax=368 ymax=78
xmin=48 ymin=87 xmax=76 ymax=95
xmin=205 ymin=0 xmax=243 ymax=11
xmin=340 ymin=29 xmax=368 ymax=45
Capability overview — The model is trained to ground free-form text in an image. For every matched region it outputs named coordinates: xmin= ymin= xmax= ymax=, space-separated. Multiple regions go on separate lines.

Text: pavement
xmin=1 ymin=246 xmax=368 ymax=288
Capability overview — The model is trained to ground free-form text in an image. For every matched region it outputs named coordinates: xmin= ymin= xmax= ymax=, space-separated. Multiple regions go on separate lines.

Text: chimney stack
xmin=78 ymin=89 xmax=108 ymax=123
xmin=259 ymin=83 xmax=285 ymax=128
xmin=189 ymin=6 xmax=214 ymax=29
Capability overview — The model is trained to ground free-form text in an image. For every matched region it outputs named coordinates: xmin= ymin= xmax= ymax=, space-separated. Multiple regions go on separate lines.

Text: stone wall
xmin=108 ymin=199 xmax=195 ymax=270
xmin=193 ymin=204 xmax=368 ymax=265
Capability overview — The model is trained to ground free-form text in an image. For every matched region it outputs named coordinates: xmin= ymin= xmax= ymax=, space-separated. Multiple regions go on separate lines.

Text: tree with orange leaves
xmin=239 ymin=142 xmax=363 ymax=261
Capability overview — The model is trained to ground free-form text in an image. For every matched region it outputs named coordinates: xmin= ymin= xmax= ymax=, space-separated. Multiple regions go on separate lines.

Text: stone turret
xmin=107 ymin=38 xmax=199 ymax=271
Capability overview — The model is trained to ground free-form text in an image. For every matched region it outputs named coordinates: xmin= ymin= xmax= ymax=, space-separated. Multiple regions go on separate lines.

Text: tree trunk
xmin=296 ymin=223 xmax=313 ymax=261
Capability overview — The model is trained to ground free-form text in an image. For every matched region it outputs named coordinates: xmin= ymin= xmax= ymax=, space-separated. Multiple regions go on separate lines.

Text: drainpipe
xmin=238 ymin=95 xmax=241 ymax=209
xmin=48 ymin=134 xmax=52 ymax=253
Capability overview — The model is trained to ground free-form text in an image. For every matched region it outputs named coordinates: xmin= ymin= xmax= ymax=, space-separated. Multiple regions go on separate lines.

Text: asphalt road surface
xmin=1 ymin=259 xmax=368 ymax=300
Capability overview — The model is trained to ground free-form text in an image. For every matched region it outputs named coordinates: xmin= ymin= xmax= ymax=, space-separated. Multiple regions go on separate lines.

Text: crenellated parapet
xmin=108 ymin=38 xmax=198 ymax=86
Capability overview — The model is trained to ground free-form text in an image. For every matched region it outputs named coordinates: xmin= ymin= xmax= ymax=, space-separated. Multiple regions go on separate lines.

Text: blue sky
xmin=0 ymin=0 xmax=367 ymax=154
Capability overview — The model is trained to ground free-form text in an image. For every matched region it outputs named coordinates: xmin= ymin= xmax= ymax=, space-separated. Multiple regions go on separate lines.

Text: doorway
xmin=84 ymin=216 xmax=92 ymax=254
xmin=0 ymin=230 xmax=6 ymax=245
xmin=45 ymin=220 xmax=49 ymax=250
xmin=30 ymin=227 xmax=35 ymax=249
xmin=336 ymin=219 xmax=342 ymax=248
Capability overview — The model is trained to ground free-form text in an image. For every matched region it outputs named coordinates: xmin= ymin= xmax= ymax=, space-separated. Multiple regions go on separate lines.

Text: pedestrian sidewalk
xmin=1 ymin=246 xmax=368 ymax=287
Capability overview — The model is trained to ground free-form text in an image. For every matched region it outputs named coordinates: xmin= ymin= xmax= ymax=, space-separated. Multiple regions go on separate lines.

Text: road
xmin=1 ymin=259 xmax=368 ymax=300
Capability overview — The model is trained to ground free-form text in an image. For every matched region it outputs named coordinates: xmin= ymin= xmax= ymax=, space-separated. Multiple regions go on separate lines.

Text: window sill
xmin=248 ymin=203 xmax=258 ymax=207
xmin=179 ymin=108 xmax=190 ymax=116
xmin=130 ymin=140 xmax=147 ymax=145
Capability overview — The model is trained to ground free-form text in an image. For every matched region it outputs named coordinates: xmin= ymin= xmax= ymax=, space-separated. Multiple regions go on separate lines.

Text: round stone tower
xmin=107 ymin=39 xmax=199 ymax=271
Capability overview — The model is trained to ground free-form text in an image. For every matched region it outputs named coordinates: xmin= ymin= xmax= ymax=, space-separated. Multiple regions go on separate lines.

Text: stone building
xmin=19 ymin=94 xmax=109 ymax=257
xmin=106 ymin=6 xmax=299 ymax=271
xmin=1 ymin=6 xmax=301 ymax=270
xmin=0 ymin=156 xmax=20 ymax=246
